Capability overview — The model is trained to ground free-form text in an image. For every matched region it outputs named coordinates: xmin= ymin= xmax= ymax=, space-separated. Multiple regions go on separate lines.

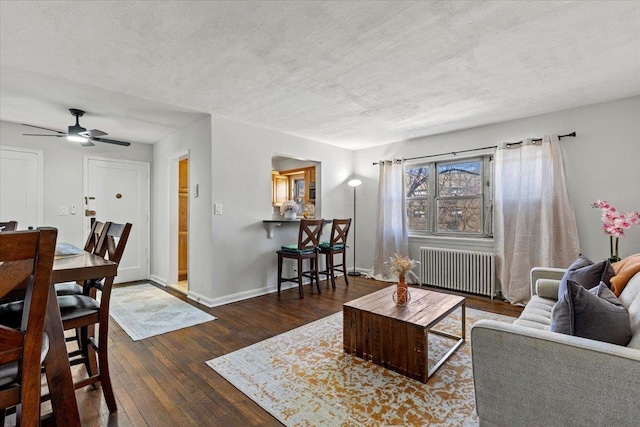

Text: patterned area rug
xmin=110 ymin=283 xmax=216 ymax=341
xmin=207 ymin=307 xmax=513 ymax=426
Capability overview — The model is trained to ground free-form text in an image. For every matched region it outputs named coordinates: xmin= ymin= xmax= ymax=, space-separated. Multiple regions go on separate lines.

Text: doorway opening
xmin=170 ymin=156 xmax=189 ymax=295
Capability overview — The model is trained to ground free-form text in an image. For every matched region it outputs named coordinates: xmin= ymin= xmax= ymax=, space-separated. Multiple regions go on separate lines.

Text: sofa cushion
xmin=618 ymin=272 xmax=640 ymax=350
xmin=557 ymin=257 xmax=615 ymax=299
xmin=513 ymin=295 xmax=556 ymax=331
xmin=551 ymin=280 xmax=632 ymax=346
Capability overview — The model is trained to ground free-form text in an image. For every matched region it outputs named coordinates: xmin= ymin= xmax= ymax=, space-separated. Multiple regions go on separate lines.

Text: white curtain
xmin=367 ymin=159 xmax=417 ymax=283
xmin=494 ymin=134 xmax=580 ymax=305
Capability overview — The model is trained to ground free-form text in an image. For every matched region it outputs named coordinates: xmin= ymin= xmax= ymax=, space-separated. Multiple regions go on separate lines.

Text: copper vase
xmin=393 ymin=274 xmax=410 ymax=306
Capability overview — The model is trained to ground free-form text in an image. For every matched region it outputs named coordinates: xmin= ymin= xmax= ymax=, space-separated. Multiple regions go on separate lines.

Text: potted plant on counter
xmin=280 ymin=200 xmax=300 ymax=220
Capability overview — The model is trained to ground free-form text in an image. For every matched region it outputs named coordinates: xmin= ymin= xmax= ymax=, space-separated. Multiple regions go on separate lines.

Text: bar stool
xmin=318 ymin=219 xmax=351 ymax=289
xmin=277 ymin=219 xmax=323 ymax=298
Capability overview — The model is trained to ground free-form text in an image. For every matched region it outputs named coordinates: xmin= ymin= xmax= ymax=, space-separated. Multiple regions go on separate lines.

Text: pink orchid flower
xmin=593 ymin=200 xmax=639 ymax=261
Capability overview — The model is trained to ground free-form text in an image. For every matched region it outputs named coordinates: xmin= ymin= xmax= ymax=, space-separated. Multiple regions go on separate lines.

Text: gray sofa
xmin=471 ymin=267 xmax=640 ymax=427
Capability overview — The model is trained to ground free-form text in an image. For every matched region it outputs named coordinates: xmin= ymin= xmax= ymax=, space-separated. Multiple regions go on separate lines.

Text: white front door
xmin=85 ymin=157 xmax=150 ymax=283
xmin=0 ymin=146 xmax=42 ymax=229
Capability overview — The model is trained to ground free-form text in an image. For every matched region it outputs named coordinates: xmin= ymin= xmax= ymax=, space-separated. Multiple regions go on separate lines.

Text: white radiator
xmin=420 ymin=247 xmax=495 ymax=297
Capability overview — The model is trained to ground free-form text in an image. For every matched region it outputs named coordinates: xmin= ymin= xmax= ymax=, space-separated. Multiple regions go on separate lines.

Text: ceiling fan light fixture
xmin=21 ymin=108 xmax=130 ymax=147
xmin=67 ymin=135 xmax=88 ymax=143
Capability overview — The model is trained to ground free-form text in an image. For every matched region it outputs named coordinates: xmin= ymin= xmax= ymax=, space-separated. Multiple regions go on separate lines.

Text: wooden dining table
xmin=42 ymin=248 xmax=117 ymax=426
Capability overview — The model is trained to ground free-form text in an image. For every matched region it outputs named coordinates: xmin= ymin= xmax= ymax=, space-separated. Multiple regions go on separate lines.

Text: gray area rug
xmin=110 ymin=283 xmax=216 ymax=341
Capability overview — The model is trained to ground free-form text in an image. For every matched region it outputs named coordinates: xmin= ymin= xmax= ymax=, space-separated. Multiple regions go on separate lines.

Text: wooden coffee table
xmin=343 ymin=286 xmax=465 ymax=383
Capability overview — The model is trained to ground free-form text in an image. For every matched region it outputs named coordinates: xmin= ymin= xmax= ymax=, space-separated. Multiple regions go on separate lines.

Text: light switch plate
xmin=59 ymin=206 xmax=69 ymax=216
xmin=214 ymin=203 xmax=222 ymax=215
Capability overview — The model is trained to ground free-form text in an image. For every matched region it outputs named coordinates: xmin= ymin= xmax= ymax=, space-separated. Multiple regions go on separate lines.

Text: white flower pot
xmin=284 ymin=210 xmax=297 ymax=220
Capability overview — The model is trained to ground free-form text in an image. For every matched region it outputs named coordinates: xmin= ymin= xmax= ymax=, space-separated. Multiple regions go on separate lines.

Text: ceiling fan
xmin=22 ymin=109 xmax=131 ymax=147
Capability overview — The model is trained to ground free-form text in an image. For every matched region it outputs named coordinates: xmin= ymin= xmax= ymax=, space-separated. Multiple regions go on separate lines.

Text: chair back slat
xmin=94 ymin=222 xmax=132 ymax=265
xmin=298 ymin=219 xmax=323 ymax=250
xmin=0 ymin=227 xmax=57 ymax=424
xmin=104 ymin=223 xmax=131 ymax=265
xmin=84 ymin=221 xmax=109 ymax=254
xmin=0 ymin=260 xmax=34 ymax=298
xmin=330 ymin=219 xmax=351 ymax=247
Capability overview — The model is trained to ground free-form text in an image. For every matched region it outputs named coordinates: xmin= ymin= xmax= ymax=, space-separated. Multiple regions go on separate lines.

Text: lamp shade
xmin=348 ymin=179 xmax=362 ymax=187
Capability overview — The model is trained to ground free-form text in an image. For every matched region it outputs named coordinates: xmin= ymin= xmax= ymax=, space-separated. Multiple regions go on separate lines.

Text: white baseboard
xmin=187 ymin=282 xmax=299 ymax=308
xmin=149 ymin=275 xmax=167 ymax=286
xmin=157 ymin=272 xmax=356 ymax=308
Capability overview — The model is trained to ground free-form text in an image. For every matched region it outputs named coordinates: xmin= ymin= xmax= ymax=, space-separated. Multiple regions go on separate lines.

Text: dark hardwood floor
xmin=53 ymin=276 xmax=522 ymax=426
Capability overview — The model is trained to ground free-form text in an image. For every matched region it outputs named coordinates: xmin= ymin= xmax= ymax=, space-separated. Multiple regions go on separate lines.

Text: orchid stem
xmin=610 ymin=235 xmax=614 ymax=260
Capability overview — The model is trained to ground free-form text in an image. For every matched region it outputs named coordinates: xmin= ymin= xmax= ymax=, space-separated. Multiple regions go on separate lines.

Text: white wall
xmin=354 ymin=96 xmax=640 ymax=270
xmin=151 ymin=116 xmax=212 ymax=297
xmin=0 ymin=120 xmax=152 ymax=245
xmin=6 ymin=95 xmax=637 ymax=305
xmin=200 ymin=115 xmax=354 ymax=306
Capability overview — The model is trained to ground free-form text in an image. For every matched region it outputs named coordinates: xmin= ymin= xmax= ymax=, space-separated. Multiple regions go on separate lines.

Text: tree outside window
xmin=406 ymin=157 xmax=490 ymax=235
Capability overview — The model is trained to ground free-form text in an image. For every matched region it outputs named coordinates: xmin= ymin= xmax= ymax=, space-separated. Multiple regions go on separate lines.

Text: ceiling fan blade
xmin=80 ymin=140 xmax=95 ymax=147
xmin=22 ymin=133 xmax=67 ymax=137
xmin=91 ymin=137 xmax=131 ymax=147
xmin=22 ymin=123 xmax=66 ymax=134
xmin=80 ymin=129 xmax=107 ymax=138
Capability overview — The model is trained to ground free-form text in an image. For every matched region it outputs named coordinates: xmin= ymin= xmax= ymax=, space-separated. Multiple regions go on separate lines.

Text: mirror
xmin=271 ymin=155 xmax=320 ymax=219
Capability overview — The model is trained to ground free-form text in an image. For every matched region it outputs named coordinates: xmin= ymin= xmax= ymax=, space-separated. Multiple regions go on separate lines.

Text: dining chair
xmin=0 ymin=221 xmax=18 ymax=232
xmin=277 ymin=219 xmax=323 ymax=298
xmin=55 ymin=222 xmax=132 ymax=413
xmin=318 ymin=218 xmax=352 ymax=289
xmin=55 ymin=220 xmax=110 ymax=296
xmin=55 ymin=221 xmax=112 ymax=356
xmin=0 ymin=227 xmax=57 ymax=426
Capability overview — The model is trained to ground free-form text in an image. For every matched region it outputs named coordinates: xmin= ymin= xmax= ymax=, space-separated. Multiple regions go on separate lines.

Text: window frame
xmin=405 ymin=155 xmax=493 ymax=238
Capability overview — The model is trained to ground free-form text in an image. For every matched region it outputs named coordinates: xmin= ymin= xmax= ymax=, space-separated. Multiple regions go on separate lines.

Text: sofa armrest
xmin=471 ymin=320 xmax=640 ymax=426
xmin=535 ymin=279 xmax=560 ymax=300
xmin=530 ymin=267 xmax=566 ymax=297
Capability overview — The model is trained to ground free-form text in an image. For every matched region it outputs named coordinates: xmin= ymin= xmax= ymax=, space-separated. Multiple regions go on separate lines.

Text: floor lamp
xmin=347 ymin=179 xmax=362 ymax=276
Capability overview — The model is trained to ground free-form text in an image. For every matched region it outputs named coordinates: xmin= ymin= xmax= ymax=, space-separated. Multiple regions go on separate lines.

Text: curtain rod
xmin=372 ymin=132 xmax=576 ymax=165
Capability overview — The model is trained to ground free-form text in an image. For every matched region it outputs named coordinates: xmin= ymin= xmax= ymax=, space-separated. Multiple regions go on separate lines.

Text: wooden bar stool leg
xmin=328 ymin=252 xmax=336 ymax=289
xmin=277 ymin=253 xmax=283 ymax=294
xmin=343 ymin=251 xmax=349 ymax=286
xmin=297 ymin=258 xmax=304 ymax=298
xmin=313 ymin=255 xmax=321 ymax=294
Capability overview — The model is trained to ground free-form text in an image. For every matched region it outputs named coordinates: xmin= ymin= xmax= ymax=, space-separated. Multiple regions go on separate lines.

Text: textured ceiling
xmin=1 ymin=1 xmax=640 ymax=149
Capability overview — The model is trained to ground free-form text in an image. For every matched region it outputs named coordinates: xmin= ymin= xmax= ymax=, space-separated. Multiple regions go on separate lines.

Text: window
xmin=405 ymin=156 xmax=492 ymax=236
